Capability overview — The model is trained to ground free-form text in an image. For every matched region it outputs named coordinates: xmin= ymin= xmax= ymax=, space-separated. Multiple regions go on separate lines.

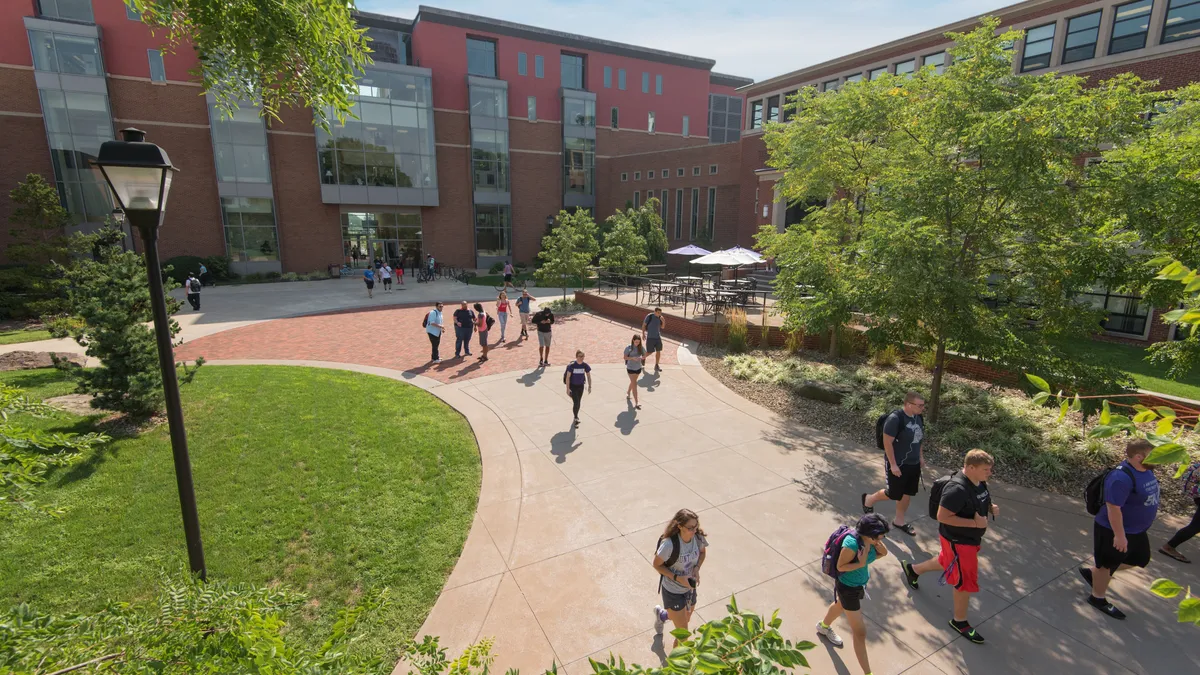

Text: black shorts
xmin=364 ymin=280 xmax=374 ymax=289
xmin=885 ymin=463 xmax=922 ymax=499
xmin=504 ymin=273 xmax=513 ymax=282
xmin=1094 ymin=522 xmax=1152 ymax=572
xmin=628 ymin=368 xmax=642 ymax=375
xmin=661 ymin=587 xmax=697 ymax=612
xmin=835 ymin=581 xmax=865 ymax=612
xmin=646 ymin=336 xmax=663 ymax=353
xmin=382 ymin=277 xmax=392 ymax=286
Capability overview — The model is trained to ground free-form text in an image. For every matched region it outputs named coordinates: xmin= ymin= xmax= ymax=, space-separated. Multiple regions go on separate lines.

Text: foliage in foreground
xmin=0 ymin=575 xmax=387 ymax=674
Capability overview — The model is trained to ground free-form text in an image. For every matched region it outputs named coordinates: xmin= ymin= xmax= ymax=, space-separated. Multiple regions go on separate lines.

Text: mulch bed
xmin=0 ymin=351 xmax=83 ymax=372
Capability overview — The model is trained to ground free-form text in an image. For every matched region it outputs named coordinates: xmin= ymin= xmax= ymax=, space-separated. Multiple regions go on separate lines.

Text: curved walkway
xmin=166 ymin=307 xmax=1197 ymax=675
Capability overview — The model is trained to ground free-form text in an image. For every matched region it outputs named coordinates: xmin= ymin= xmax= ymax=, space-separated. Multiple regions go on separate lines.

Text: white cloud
xmin=358 ymin=0 xmax=1005 ymax=81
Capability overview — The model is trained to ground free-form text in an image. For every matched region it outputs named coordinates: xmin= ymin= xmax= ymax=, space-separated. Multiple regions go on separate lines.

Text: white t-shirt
xmin=381 ymin=265 xmax=393 ymax=279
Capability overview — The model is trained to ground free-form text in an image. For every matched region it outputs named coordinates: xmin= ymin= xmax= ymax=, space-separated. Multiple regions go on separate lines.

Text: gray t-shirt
xmin=657 ymin=533 xmax=707 ymax=595
xmin=624 ymin=345 xmax=645 ymax=371
xmin=644 ymin=313 xmax=663 ymax=339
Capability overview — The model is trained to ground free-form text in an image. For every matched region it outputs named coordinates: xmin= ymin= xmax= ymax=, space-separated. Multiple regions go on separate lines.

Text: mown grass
xmin=0 ymin=327 xmax=53 ymax=345
xmin=1061 ymin=338 xmax=1200 ymax=402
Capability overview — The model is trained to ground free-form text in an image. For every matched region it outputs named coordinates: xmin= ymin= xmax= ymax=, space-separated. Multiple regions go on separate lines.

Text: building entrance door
xmin=341 ymin=211 xmax=422 ymax=270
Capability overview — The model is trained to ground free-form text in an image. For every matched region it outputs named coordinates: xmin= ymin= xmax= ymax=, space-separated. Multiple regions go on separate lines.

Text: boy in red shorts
xmin=900 ymin=449 xmax=998 ymax=644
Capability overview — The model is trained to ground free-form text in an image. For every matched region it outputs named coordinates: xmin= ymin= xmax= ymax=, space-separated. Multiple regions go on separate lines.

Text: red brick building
xmin=1 ymin=0 xmax=1198 ymax=343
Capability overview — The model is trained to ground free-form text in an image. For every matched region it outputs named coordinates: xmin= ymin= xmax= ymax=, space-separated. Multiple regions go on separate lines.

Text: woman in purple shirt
xmin=563 ymin=350 xmax=592 ymax=427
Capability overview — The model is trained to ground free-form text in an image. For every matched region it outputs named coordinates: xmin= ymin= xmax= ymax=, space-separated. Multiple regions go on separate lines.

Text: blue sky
xmin=358 ymin=0 xmax=1004 ymax=82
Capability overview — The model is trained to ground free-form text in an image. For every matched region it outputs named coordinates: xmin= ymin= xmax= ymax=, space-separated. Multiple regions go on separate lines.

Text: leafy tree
xmin=124 ymin=0 xmax=369 ymax=127
xmin=631 ymin=198 xmax=669 ymax=264
xmin=600 ymin=219 xmax=648 ymax=277
xmin=51 ymin=228 xmax=181 ymax=418
xmin=764 ymin=18 xmax=1153 ymax=420
xmin=536 ymin=210 xmax=599 ymax=299
xmin=4 ymin=174 xmax=88 ymax=320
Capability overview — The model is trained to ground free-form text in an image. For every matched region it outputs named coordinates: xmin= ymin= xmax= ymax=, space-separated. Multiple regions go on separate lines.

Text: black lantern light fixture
xmin=92 ymin=128 xmax=206 ymax=580
xmin=546 ymin=214 xmax=555 ymax=228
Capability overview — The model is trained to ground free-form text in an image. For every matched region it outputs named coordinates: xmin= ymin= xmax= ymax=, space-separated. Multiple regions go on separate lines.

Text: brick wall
xmin=0 ymin=67 xmax=51 ymax=262
xmin=1077 ymin=50 xmax=1200 ymax=91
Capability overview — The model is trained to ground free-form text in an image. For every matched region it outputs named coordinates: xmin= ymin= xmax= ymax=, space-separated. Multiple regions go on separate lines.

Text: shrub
xmin=784 ymin=329 xmax=805 ymax=355
xmin=161 ymin=255 xmax=207 ymax=285
xmin=201 ymin=255 xmax=232 ymax=280
xmin=869 ymin=345 xmax=901 ymax=367
xmin=281 ymin=272 xmax=300 ymax=282
xmin=917 ymin=349 xmax=938 ymax=372
xmin=514 ymin=261 xmax=529 ymax=270
xmin=727 ymin=308 xmax=749 ymax=354
xmin=305 ymin=270 xmax=328 ymax=281
xmin=488 ymin=262 xmax=505 ymax=274
xmin=1031 ymin=452 xmax=1068 ymax=481
xmin=541 ymin=298 xmax=585 ymax=312
xmin=264 ymin=271 xmax=281 ymax=280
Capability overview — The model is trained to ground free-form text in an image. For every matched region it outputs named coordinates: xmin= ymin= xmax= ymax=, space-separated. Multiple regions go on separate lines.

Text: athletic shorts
xmin=504 ymin=273 xmax=513 ymax=282
xmin=382 ymin=277 xmax=392 ymax=286
xmin=538 ymin=331 xmax=552 ymax=348
xmin=364 ymin=280 xmax=374 ymax=289
xmin=1094 ymin=522 xmax=1151 ymax=572
xmin=661 ymin=587 xmax=697 ymax=612
xmin=628 ymin=368 xmax=643 ymax=375
xmin=835 ymin=581 xmax=866 ymax=612
xmin=478 ymin=330 xmax=488 ymax=346
xmin=885 ymin=463 xmax=922 ymax=500
xmin=937 ymin=535 xmax=980 ymax=593
xmin=646 ymin=336 xmax=663 ymax=353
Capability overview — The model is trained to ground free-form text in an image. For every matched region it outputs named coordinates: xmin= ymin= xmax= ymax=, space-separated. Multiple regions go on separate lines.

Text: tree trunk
xmin=828 ymin=326 xmax=839 ymax=358
xmin=929 ymin=337 xmax=947 ymax=423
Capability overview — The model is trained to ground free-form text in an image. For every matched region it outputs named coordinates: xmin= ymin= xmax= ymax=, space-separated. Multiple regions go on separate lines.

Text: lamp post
xmin=110 ymin=207 xmax=128 ymax=252
xmin=92 ymin=128 xmax=206 ymax=580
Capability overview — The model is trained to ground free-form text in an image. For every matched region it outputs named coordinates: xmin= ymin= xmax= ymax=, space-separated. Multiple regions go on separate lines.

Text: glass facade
xmin=472 ymin=129 xmax=509 ymax=191
xmin=1062 ymin=11 xmax=1102 ymax=64
xmin=37 ymin=0 xmax=93 ymax=22
xmin=1021 ymin=24 xmax=1055 ymax=71
xmin=342 ymin=211 xmax=421 ymax=268
xmin=564 ymin=97 xmax=596 ymax=126
xmin=29 ymin=30 xmax=103 ymax=76
xmin=1110 ymin=1 xmax=1153 ymax=54
xmin=561 ymin=54 xmax=585 ymax=89
xmin=316 ymin=69 xmax=436 ymax=189
xmin=1164 ymin=0 xmax=1200 ymax=43
xmin=467 ymin=38 xmax=496 ymax=77
xmin=222 ymin=197 xmax=280 ymax=262
xmin=923 ymin=51 xmax=947 ymax=74
xmin=366 ymin=27 xmax=408 ymax=65
xmin=563 ymin=137 xmax=595 ymax=195
xmin=210 ymin=103 xmax=270 ymax=183
xmin=40 ymin=90 xmax=113 ymax=222
xmin=895 ymin=59 xmax=916 ymax=76
xmin=475 ymin=205 xmax=511 ymax=257
xmin=470 ymin=84 xmax=507 ymax=118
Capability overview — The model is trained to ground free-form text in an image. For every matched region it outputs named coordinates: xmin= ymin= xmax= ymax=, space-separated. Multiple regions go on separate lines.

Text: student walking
xmin=652 ymin=508 xmax=707 ymax=648
xmin=502 ymin=261 xmax=516 ymax=291
xmin=198 ymin=262 xmax=211 ymax=287
xmin=533 ymin=304 xmax=554 ymax=367
xmin=396 ymin=261 xmax=405 ymax=287
xmin=624 ymin=334 xmax=647 ymax=409
xmin=496 ymin=292 xmax=510 ymax=342
xmin=380 ymin=263 xmax=393 ymax=292
xmin=474 ymin=302 xmax=491 ymax=362
xmin=452 ymin=301 xmax=475 ymax=359
xmin=563 ymin=350 xmax=592 ymax=426
xmin=862 ymin=391 xmax=926 ymax=536
xmin=363 ymin=267 xmax=375 ymax=298
xmin=641 ymin=307 xmax=667 ymax=372
xmin=816 ymin=514 xmax=891 ymax=675
xmin=423 ymin=302 xmax=444 ymax=364
xmin=185 ymin=273 xmax=202 ymax=310
xmin=900 ymin=449 xmax=998 ymax=644
xmin=1081 ymin=439 xmax=1160 ymax=619
xmin=516 ymin=290 xmax=536 ymax=340
xmin=1160 ymin=460 xmax=1200 ymax=564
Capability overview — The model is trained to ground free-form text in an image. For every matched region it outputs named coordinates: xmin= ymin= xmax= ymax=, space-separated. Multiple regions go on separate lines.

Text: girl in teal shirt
xmin=817 ymin=514 xmax=890 ymax=675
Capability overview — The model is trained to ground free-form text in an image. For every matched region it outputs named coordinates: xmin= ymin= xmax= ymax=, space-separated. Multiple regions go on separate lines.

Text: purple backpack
xmin=821 ymin=525 xmax=858 ymax=580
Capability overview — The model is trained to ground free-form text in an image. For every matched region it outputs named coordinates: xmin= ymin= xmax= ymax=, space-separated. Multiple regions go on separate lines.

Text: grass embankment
xmin=0 ymin=326 xmax=53 ymax=345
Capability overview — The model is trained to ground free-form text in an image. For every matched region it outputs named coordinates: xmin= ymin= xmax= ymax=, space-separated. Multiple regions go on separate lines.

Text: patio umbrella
xmin=667 ymin=244 xmax=711 ymax=277
xmin=689 ymin=248 xmax=760 ymax=266
xmin=724 ymin=246 xmax=764 ymax=262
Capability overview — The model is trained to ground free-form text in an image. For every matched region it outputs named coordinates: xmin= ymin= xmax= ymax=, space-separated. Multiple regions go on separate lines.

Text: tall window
xmin=37 ymin=0 xmax=93 ymax=22
xmin=706 ymin=187 xmax=716 ymax=238
xmin=642 ymin=72 xmax=650 ymax=93
xmin=471 ymin=129 xmax=508 ymax=192
xmin=535 ymin=55 xmax=544 ymax=78
xmin=618 ymin=68 xmax=626 ymax=90
xmin=647 ymin=111 xmax=655 ymax=133
xmin=633 ymin=191 xmax=640 ymax=208
xmin=1021 ymin=24 xmax=1055 ymax=71
xmin=1062 ymin=11 xmax=1102 ymax=64
xmin=564 ymin=98 xmax=595 ymax=126
xmin=655 ymin=74 xmax=663 ymax=95
xmin=674 ymin=189 xmax=684 ymax=239
xmin=365 ymin=27 xmax=407 ymax=65
xmin=690 ymin=189 xmax=699 ymax=239
xmin=895 ymin=59 xmax=916 ymax=76
xmin=923 ymin=51 xmax=947 ymax=74
xmin=528 ymin=96 xmax=537 ymax=121
xmin=660 ymin=190 xmax=668 ymax=223
xmin=475 ymin=205 xmax=511 ymax=258
xmin=1081 ymin=287 xmax=1150 ymax=336
xmin=682 ymin=115 xmax=689 ymax=137
xmin=766 ymin=95 xmax=780 ymax=123
xmin=125 ymin=4 xmax=140 ymax=20
xmin=708 ymin=94 xmax=742 ymax=143
xmin=211 ymin=103 xmax=270 ymax=184
xmin=469 ymin=85 xmax=507 ymax=118
xmin=869 ymin=66 xmax=888 ymax=80
xmin=563 ymin=137 xmax=595 ymax=195
xmin=561 ymin=53 xmax=585 ymax=89
xmin=222 ymin=197 xmax=280 ymax=262
xmin=604 ymin=66 xmax=612 ymax=88
xmin=845 ymin=73 xmax=864 ymax=83
xmin=39 ymin=90 xmax=113 ymax=222
xmin=518 ymin=52 xmax=528 ymax=76
xmin=466 ymin=38 xmax=496 ymax=77
xmin=750 ymin=100 xmax=763 ymax=129
xmin=28 ymin=31 xmax=102 ymax=76
xmin=1110 ymin=1 xmax=1154 ymax=54
xmin=1163 ymin=0 xmax=1200 ymax=43
xmin=610 ymin=106 xmax=618 ymax=129
xmin=781 ymin=90 xmax=798 ymax=122
xmin=147 ymin=49 xmax=165 ymax=82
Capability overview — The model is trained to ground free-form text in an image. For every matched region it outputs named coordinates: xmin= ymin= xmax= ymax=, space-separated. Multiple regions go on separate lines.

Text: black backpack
xmin=485 ymin=314 xmax=495 ymax=331
xmin=1085 ymin=465 xmax=1136 ymax=516
xmin=655 ymin=532 xmax=681 ymax=590
xmin=188 ymin=278 xmax=201 ymax=293
xmin=875 ymin=410 xmax=900 ymax=450
xmin=928 ymin=471 xmax=961 ymax=520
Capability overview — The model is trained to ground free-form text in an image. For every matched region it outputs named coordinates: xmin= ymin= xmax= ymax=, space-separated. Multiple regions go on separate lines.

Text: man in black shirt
xmin=862 ymin=391 xmax=926 ymax=536
xmin=533 ymin=306 xmax=555 ymax=367
xmin=452 ymin=301 xmax=475 ymax=359
xmin=900 ymin=449 xmax=999 ymax=645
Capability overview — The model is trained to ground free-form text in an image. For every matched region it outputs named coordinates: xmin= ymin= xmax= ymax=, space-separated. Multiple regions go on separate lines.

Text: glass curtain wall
xmin=39 ymin=90 xmax=113 ymax=223
xmin=210 ymin=103 xmax=270 ymax=183
xmin=341 ymin=211 xmax=422 ymax=268
xmin=222 ymin=197 xmax=279 ymax=262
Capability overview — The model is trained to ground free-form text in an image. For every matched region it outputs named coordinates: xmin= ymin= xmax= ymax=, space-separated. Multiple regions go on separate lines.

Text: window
xmin=895 ymin=59 xmax=916 ymax=76
xmin=780 ymin=90 xmax=798 ymax=122
xmin=845 ymin=73 xmax=864 ymax=83
xmin=660 ymin=190 xmax=668 ymax=223
xmin=634 ymin=171 xmax=641 ymax=180
xmin=618 ymin=68 xmax=626 ymax=90
xmin=342 ymin=212 xmax=422 ymax=269
xmin=365 ymin=27 xmax=407 ymax=65
xmin=823 ymin=79 xmax=840 ymax=92
xmin=39 ymin=89 xmax=113 ymax=222
xmin=528 ymin=96 xmax=537 ymax=121
xmin=37 ymin=0 xmax=93 ymax=22
xmin=561 ymin=53 xmax=585 ymax=89
xmin=475 ymin=205 xmax=511 ymax=257
xmin=708 ymin=94 xmax=742 ymax=143
xmin=469 ymin=85 xmax=507 ymax=118
xmin=869 ymin=66 xmax=888 ymax=80
xmin=29 ymin=31 xmax=102 ymax=76
xmin=661 ymin=168 xmax=668 ymax=178
xmin=750 ymin=100 xmax=763 ymax=129
xmin=147 ymin=49 xmax=165 ymax=82
xmin=518 ymin=52 xmax=527 ymax=76
xmin=692 ymin=166 xmax=700 ymax=176
xmin=709 ymin=164 xmax=718 ymax=174
xmin=677 ymin=168 xmax=684 ymax=177
xmin=126 ymin=4 xmax=140 ymax=20
xmin=604 ymin=66 xmax=612 ymax=88
xmin=1081 ymin=287 xmax=1150 ymax=336
xmin=211 ymin=103 xmax=270 ymax=184
xmin=1110 ymin=1 xmax=1154 ymax=54
xmin=682 ymin=115 xmax=689 ymax=137
xmin=674 ymin=189 xmax=684 ymax=239
xmin=466 ymin=38 xmax=496 ymax=77
xmin=1063 ymin=11 xmax=1102 ymax=64
xmin=1021 ymin=24 xmax=1055 ymax=72
xmin=1163 ymin=0 xmax=1200 ymax=43
xmin=923 ymin=51 xmax=947 ymax=75
xmin=563 ymin=137 xmax=595 ymax=195
xmin=642 ymin=72 xmax=650 ymax=93
xmin=766 ymin=95 xmax=779 ymax=123
xmin=535 ymin=55 xmax=544 ymax=78
xmin=621 ymin=172 xmax=628 ymax=181
xmin=655 ymin=74 xmax=663 ymax=95
xmin=563 ymin=97 xmax=595 ymax=127
xmin=633 ymin=191 xmax=640 ymax=208
xmin=690 ymin=188 xmax=699 ymax=239
xmin=648 ymin=111 xmax=655 ymax=133
xmin=611 ymin=106 xmax=618 ymax=129
xmin=222 ymin=197 xmax=280 ymax=262
xmin=471 ymin=129 xmax=509 ymax=191
xmin=706 ymin=187 xmax=716 ymax=238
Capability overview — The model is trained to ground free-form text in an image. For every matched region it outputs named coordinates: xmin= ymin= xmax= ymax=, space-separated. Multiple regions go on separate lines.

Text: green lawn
xmin=1064 ymin=338 xmax=1200 ymax=401
xmin=0 ymin=326 xmax=53 ymax=345
xmin=0 ymin=367 xmax=78 ymax=400
xmin=0 ymin=366 xmax=481 ymax=667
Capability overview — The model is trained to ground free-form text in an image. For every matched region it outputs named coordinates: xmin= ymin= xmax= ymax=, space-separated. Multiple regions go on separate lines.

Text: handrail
xmin=591 ymin=269 xmax=774 ymax=323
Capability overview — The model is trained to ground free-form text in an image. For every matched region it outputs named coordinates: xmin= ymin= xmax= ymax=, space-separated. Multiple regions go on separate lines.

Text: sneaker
xmin=861 ymin=493 xmax=874 ymax=514
xmin=1087 ymin=595 xmax=1127 ymax=620
xmin=654 ymin=605 xmax=668 ymax=633
xmin=949 ymin=620 xmax=985 ymax=644
xmin=815 ymin=621 xmax=843 ymax=647
xmin=1079 ymin=566 xmax=1093 ymax=589
xmin=901 ymin=560 xmax=920 ymax=590
xmin=573 ymin=418 xmax=580 ymax=427
xmin=433 ymin=359 xmax=442 ymax=364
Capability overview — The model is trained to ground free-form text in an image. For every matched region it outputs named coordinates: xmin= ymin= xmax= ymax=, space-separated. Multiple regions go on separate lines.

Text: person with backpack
xmin=652 ymin=508 xmax=707 ymax=648
xmin=452 ymin=301 xmax=475 ymax=359
xmin=473 ymin=302 xmax=492 ymax=362
xmin=185 ymin=273 xmax=202 ymax=310
xmin=423 ymin=302 xmax=444 ymax=364
xmin=380 ymin=262 xmax=393 ymax=292
xmin=1160 ymin=460 xmax=1200 ymax=564
xmin=516 ymin=290 xmax=536 ymax=340
xmin=862 ymin=391 xmax=926 ymax=536
xmin=816 ymin=514 xmax=891 ymax=675
xmin=563 ymin=350 xmax=592 ymax=426
xmin=363 ymin=266 xmax=375 ymax=298
xmin=1080 ymin=438 xmax=1159 ymax=619
xmin=899 ymin=449 xmax=998 ymax=644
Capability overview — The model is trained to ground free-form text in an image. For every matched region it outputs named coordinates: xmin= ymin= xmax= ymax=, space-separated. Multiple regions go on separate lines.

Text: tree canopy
xmin=536 ymin=210 xmax=599 ymax=298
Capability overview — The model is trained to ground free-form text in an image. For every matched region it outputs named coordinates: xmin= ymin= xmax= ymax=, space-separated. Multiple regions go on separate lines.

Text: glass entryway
xmin=341 ymin=211 xmax=421 ymax=269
